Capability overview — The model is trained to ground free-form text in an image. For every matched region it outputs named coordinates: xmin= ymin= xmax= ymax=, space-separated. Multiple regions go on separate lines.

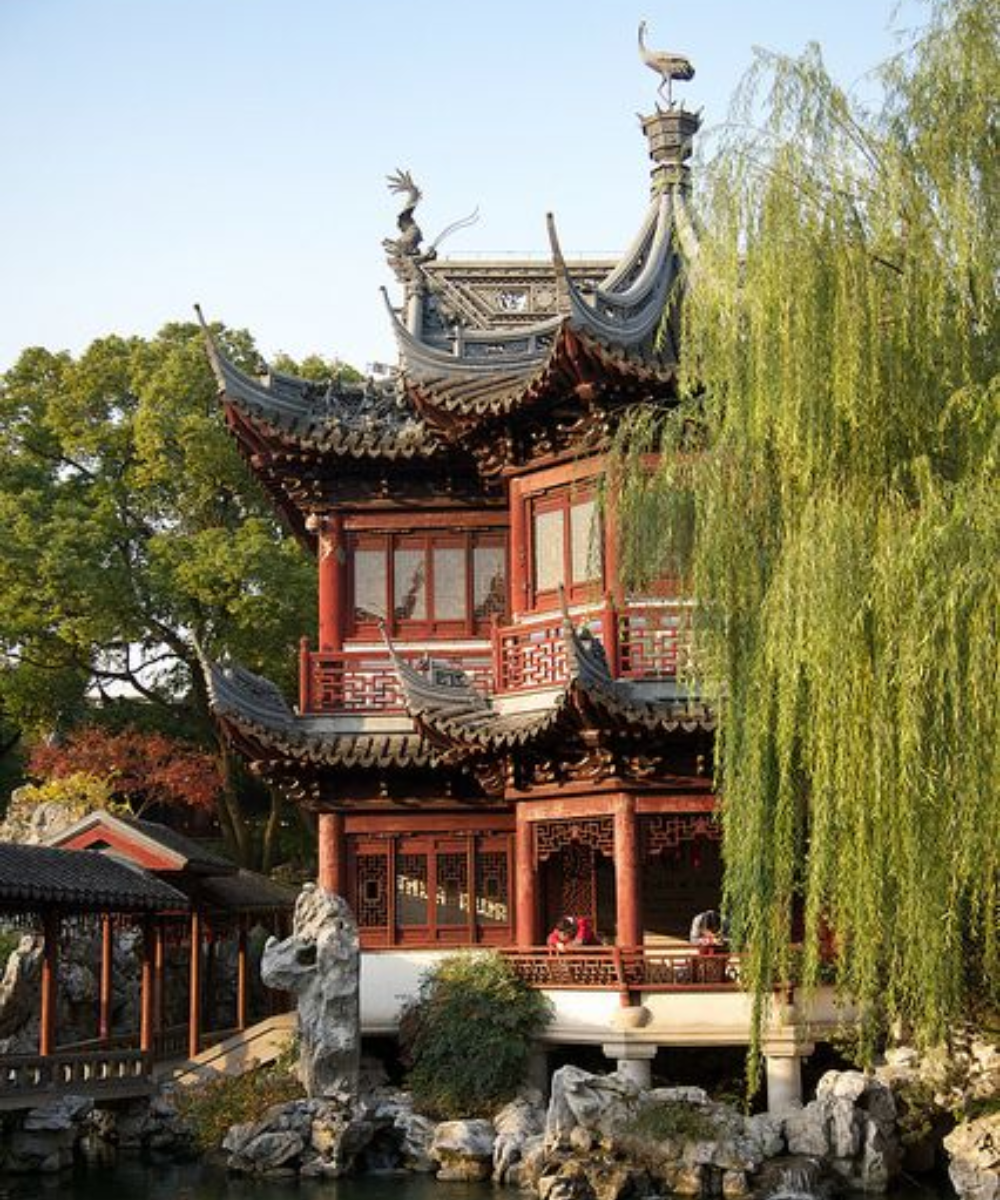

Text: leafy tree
xmin=616 ymin=0 xmax=998 ymax=1067
xmin=399 ymin=952 xmax=552 ymax=1118
xmin=28 ymin=725 xmax=222 ymax=816
xmin=0 ymin=322 xmax=320 ymax=865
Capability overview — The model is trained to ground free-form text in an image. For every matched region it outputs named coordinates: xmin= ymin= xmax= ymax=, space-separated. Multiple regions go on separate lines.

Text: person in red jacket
xmin=546 ymin=915 xmax=599 ymax=951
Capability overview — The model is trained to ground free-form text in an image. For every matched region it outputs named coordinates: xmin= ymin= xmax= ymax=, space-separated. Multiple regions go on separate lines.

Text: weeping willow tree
xmin=616 ymin=0 xmax=999 ymax=1065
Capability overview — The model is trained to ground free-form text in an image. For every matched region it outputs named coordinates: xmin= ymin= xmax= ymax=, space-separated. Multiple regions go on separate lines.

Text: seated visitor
xmin=546 ymin=915 xmax=600 ymax=952
xmin=689 ymin=908 xmax=725 ymax=953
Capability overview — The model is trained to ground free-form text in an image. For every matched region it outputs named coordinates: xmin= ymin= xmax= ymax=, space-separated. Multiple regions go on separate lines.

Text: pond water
xmin=0 ymin=1160 xmax=959 ymax=1200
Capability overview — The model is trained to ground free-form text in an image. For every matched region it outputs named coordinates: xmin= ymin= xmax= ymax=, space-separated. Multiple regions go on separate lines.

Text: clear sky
xmin=0 ymin=0 xmax=924 ymax=374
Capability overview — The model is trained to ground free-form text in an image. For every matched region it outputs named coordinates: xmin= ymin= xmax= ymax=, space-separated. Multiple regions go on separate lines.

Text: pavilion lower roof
xmin=204 ymin=615 xmax=713 ymax=789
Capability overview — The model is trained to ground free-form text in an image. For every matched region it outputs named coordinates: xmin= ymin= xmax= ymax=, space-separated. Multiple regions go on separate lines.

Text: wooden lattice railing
xmin=299 ymin=599 xmax=694 ymax=714
xmin=300 ymin=645 xmax=494 ymax=713
xmin=499 ymin=946 xmax=739 ymax=991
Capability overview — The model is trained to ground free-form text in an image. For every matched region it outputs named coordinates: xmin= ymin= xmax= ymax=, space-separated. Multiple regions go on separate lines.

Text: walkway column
xmin=236 ymin=919 xmax=249 ymax=1032
xmin=318 ymin=812 xmax=346 ymax=894
xmin=188 ymin=910 xmax=202 ymax=1060
xmin=153 ymin=921 xmax=165 ymax=1037
xmin=613 ymin=794 xmax=641 ymax=948
xmin=139 ymin=917 xmax=155 ymax=1055
xmin=98 ymin=914 xmax=114 ymax=1042
xmin=39 ymin=909 xmax=59 ymax=1057
xmin=515 ymin=808 xmax=538 ymax=947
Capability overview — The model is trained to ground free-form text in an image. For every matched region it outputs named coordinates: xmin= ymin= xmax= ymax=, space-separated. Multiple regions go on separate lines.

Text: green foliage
xmin=400 ymin=951 xmax=552 ymax=1119
xmin=615 ymin=0 xmax=999 ymax=1081
xmin=174 ymin=1042 xmax=304 ymax=1152
xmin=0 ymin=322 xmax=340 ymax=864
xmin=626 ymin=1099 xmax=718 ymax=1143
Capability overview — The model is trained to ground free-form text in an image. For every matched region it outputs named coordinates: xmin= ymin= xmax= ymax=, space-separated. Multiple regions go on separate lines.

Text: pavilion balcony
xmin=499 ymin=945 xmax=739 ymax=992
xmin=298 ymin=598 xmax=694 ymax=714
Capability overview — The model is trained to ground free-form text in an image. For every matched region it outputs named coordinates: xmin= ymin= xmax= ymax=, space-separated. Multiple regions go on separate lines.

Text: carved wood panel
xmin=534 ymin=817 xmax=614 ymax=865
xmin=642 ymin=813 xmax=721 ymax=858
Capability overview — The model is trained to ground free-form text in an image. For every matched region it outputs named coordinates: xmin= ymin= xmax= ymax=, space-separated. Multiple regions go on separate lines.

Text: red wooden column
xmin=613 ymin=794 xmax=642 ymax=948
xmin=509 ymin=479 xmax=529 ymax=617
xmin=318 ymin=514 xmax=346 ymax=652
xmin=98 ymin=914 xmax=114 ymax=1042
xmin=187 ymin=910 xmax=202 ymax=1060
xmin=139 ymin=917 xmax=155 ymax=1054
xmin=236 ymin=919 xmax=249 ymax=1032
xmin=318 ymin=811 xmax=346 ymax=895
xmin=39 ymin=909 xmax=59 ymax=1057
xmin=152 ymin=920 xmax=165 ymax=1038
xmin=514 ymin=808 xmax=538 ymax=947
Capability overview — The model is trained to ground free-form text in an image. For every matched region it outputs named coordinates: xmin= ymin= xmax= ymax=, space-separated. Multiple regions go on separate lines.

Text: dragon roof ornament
xmin=382 ymin=169 xmax=479 ymax=289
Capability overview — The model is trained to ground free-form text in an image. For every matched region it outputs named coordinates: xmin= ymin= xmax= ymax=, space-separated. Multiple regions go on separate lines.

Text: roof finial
xmin=638 ymin=20 xmax=695 ymax=109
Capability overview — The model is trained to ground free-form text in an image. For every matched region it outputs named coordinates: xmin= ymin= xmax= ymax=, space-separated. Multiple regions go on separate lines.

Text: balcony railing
xmin=500 ymin=945 xmax=738 ymax=991
xmin=299 ymin=599 xmax=694 ymax=714
xmin=300 ymin=644 xmax=494 ymax=714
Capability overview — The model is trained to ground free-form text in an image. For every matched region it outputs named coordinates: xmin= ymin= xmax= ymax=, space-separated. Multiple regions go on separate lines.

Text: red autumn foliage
xmin=29 ymin=726 xmax=222 ymax=814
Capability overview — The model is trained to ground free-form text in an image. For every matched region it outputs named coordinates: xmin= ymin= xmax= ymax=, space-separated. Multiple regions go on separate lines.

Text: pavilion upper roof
xmin=203 ymin=99 xmax=701 ymax=489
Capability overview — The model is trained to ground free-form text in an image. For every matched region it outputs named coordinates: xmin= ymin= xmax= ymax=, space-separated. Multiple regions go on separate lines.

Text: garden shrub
xmin=399 ymin=951 xmax=552 ymax=1119
xmin=174 ymin=1038 xmax=304 ymax=1151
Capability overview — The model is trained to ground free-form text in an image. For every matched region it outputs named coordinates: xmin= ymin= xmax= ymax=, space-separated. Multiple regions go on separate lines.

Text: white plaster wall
xmin=360 ymin=952 xmax=849 ymax=1051
xmin=361 ymin=950 xmax=451 ymax=1032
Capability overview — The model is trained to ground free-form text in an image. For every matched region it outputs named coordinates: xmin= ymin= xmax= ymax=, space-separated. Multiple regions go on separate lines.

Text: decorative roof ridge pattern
xmin=200 ymin=318 xmax=443 ymax=461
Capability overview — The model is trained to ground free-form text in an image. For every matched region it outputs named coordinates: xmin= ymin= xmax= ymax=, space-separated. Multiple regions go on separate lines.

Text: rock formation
xmin=261 ymin=884 xmax=360 ymax=1099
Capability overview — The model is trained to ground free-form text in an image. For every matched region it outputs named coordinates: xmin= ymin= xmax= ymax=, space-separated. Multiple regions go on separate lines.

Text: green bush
xmin=399 ymin=951 xmax=552 ymax=1119
xmin=174 ymin=1041 xmax=304 ymax=1151
xmin=626 ymin=1099 xmax=718 ymax=1143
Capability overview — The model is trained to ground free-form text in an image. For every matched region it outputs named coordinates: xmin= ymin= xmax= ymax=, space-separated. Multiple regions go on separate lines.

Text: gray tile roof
xmin=0 ymin=843 xmax=189 ymax=913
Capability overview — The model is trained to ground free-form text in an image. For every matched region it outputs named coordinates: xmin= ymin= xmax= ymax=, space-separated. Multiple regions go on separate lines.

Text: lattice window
xmin=643 ymin=813 xmax=721 ymax=858
xmin=534 ymin=817 xmax=614 ymax=864
xmin=560 ymin=841 xmax=596 ymax=920
xmin=475 ymin=851 xmax=509 ymax=925
xmin=395 ymin=853 xmax=429 ymax=926
xmin=435 ymin=852 xmax=469 ymax=926
xmin=355 ymin=854 xmax=389 ymax=927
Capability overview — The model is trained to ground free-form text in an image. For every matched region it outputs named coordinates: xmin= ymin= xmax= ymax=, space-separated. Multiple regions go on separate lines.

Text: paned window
xmin=348 ymin=833 xmax=513 ymax=947
xmin=528 ymin=489 xmax=603 ymax=606
xmin=473 ymin=545 xmax=506 ymax=620
xmin=349 ymin=531 xmax=506 ymax=636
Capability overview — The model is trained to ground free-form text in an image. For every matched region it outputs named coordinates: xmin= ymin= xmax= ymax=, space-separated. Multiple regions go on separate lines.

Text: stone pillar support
xmin=601 ymin=1039 xmax=657 ymax=1090
xmin=762 ymin=1028 xmax=814 ymax=1113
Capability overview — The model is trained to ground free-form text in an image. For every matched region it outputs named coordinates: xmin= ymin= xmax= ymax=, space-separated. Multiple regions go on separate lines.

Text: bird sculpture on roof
xmin=638 ymin=20 xmax=695 ymax=107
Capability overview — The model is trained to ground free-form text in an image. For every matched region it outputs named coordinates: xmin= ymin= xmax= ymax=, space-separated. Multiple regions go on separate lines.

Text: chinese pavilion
xmin=202 ymin=79 xmax=718 ymax=958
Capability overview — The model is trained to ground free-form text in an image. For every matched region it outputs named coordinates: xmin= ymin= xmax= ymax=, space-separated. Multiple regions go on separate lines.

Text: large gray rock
xmin=261 ymin=884 xmax=360 ymax=1099
xmin=546 ymin=1066 xmax=641 ymax=1148
xmin=431 ymin=1118 xmax=496 ymax=1180
xmin=494 ymin=1091 xmax=546 ymax=1181
xmin=945 ymin=1113 xmax=1000 ymax=1200
xmin=223 ymin=1096 xmax=377 ymax=1178
xmin=784 ymin=1070 xmax=900 ymax=1192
